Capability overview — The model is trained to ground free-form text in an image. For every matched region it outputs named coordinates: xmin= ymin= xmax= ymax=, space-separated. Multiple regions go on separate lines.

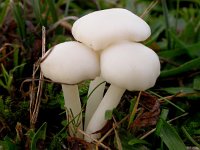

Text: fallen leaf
xmin=130 ymin=92 xmax=160 ymax=129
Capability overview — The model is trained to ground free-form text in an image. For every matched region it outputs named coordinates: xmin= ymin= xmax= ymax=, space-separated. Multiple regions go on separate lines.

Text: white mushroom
xmin=84 ymin=76 xmax=106 ymax=130
xmin=85 ymin=41 xmax=160 ymax=141
xmin=40 ymin=41 xmax=100 ymax=138
xmin=72 ymin=8 xmax=151 ymax=51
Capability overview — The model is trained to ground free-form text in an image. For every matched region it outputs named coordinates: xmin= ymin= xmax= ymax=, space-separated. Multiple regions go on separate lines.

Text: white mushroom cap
xmin=101 ymin=41 xmax=160 ymax=91
xmin=72 ymin=8 xmax=151 ymax=51
xmin=41 ymin=41 xmax=100 ymax=84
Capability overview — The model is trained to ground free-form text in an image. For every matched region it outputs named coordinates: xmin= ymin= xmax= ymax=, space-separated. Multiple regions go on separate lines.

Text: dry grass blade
xmin=128 ymin=91 xmax=142 ymax=128
xmin=113 ymin=117 xmax=122 ymax=150
xmin=47 ymin=16 xmax=78 ymax=34
xmin=140 ymin=0 xmax=159 ymax=19
xmin=0 ymin=43 xmax=21 ymax=63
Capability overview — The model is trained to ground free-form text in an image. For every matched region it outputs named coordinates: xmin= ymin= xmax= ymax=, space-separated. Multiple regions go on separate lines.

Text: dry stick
xmin=33 ymin=27 xmax=46 ymax=122
xmin=30 ymin=64 xmax=40 ymax=123
xmin=30 ymin=26 xmax=46 ymax=128
xmin=139 ymin=112 xmax=189 ymax=140
xmin=30 ymin=66 xmax=36 ymax=128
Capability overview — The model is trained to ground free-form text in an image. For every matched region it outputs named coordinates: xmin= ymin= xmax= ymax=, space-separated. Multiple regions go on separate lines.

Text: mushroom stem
xmin=62 ymin=84 xmax=83 ymax=138
xmin=84 ymin=76 xmax=106 ymax=130
xmin=85 ymin=84 xmax=125 ymax=141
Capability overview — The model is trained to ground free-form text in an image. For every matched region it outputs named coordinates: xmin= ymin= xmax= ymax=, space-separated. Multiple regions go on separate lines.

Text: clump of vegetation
xmin=0 ymin=0 xmax=200 ymax=149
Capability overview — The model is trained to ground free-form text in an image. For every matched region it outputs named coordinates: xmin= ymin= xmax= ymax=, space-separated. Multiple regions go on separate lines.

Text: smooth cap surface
xmin=101 ymin=41 xmax=160 ymax=91
xmin=72 ymin=8 xmax=151 ymax=51
xmin=41 ymin=41 xmax=100 ymax=84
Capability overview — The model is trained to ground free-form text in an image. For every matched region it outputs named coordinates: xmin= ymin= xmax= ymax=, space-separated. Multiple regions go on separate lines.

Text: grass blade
xmin=193 ymin=76 xmax=200 ymax=90
xmin=12 ymin=2 xmax=26 ymax=40
xmin=160 ymin=57 xmax=200 ymax=78
xmin=182 ymin=126 xmax=200 ymax=149
xmin=158 ymin=119 xmax=186 ymax=150
xmin=64 ymin=0 xmax=71 ymax=16
xmin=155 ymin=109 xmax=169 ymax=135
xmin=128 ymin=138 xmax=150 ymax=146
xmin=161 ymin=0 xmax=171 ymax=49
xmin=0 ymin=0 xmax=10 ymax=27
xmin=31 ymin=122 xmax=47 ymax=150
xmin=47 ymin=0 xmax=58 ymax=22
xmin=31 ymin=0 xmax=44 ymax=25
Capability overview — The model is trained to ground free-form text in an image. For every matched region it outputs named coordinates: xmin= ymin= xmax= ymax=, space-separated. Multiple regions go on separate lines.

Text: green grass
xmin=0 ymin=0 xmax=200 ymax=149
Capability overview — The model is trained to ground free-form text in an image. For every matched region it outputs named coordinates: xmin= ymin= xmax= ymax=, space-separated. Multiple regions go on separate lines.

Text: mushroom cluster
xmin=40 ymin=8 xmax=160 ymax=141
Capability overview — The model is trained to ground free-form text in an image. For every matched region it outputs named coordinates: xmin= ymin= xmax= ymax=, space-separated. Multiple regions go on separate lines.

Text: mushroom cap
xmin=40 ymin=41 xmax=100 ymax=84
xmin=100 ymin=41 xmax=160 ymax=91
xmin=72 ymin=8 xmax=151 ymax=51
